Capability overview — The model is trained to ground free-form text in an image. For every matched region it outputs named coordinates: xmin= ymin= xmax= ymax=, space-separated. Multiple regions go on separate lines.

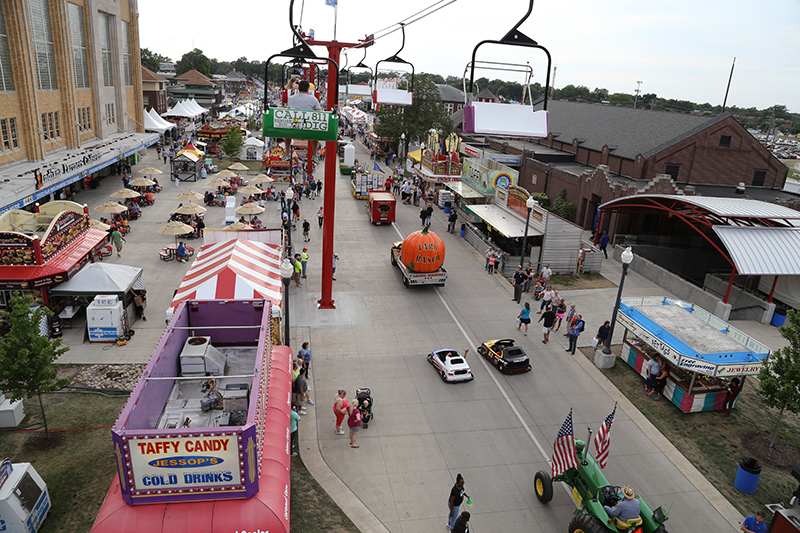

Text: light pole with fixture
xmin=603 ymin=247 xmax=634 ymax=354
xmin=520 ymin=196 xmax=538 ymax=268
xmin=280 ymin=258 xmax=294 ymax=348
xmin=400 ymin=132 xmax=405 ymax=170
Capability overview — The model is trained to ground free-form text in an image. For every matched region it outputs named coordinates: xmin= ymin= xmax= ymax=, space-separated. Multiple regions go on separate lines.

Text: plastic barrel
xmin=771 ymin=307 xmax=787 ymax=327
xmin=460 ymin=224 xmax=466 ymax=238
xmin=734 ymin=457 xmax=762 ymax=493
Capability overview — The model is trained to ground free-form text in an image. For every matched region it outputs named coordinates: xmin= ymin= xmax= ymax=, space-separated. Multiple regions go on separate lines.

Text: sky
xmin=138 ymin=0 xmax=800 ymax=113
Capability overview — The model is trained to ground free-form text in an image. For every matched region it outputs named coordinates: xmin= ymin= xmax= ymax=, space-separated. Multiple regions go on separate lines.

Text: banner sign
xmin=263 ymin=109 xmax=338 ymax=141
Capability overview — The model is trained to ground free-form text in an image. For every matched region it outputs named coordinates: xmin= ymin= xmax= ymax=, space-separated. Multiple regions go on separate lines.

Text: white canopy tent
xmin=243 ymin=136 xmax=265 ymax=161
xmin=50 ymin=263 xmax=144 ymax=297
xmin=149 ymin=108 xmax=175 ymax=131
xmin=144 ymin=110 xmax=170 ymax=134
xmin=163 ymin=101 xmax=199 ymax=118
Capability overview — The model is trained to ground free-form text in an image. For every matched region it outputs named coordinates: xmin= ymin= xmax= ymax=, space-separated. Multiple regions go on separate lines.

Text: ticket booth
xmin=367 ymin=191 xmax=396 ymax=225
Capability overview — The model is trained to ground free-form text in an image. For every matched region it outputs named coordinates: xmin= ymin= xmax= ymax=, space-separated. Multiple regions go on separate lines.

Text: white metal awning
xmin=444 ymin=181 xmax=485 ymax=199
xmin=713 ymin=225 xmax=800 ymax=275
xmin=466 ymin=204 xmax=543 ymax=238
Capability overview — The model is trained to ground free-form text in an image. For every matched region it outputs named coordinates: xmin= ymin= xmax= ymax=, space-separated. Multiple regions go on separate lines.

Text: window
xmin=54 ymin=111 xmax=60 ymax=138
xmin=99 ymin=13 xmax=113 ymax=87
xmin=77 ymin=106 xmax=92 ymax=132
xmin=9 ymin=118 xmax=18 ymax=148
xmin=665 ymin=165 xmax=680 ymax=179
xmin=753 ymin=170 xmax=766 ymax=187
xmin=445 ymin=103 xmax=454 ymax=114
xmin=106 ymin=103 xmax=115 ymax=125
xmin=68 ymin=3 xmax=89 ymax=89
xmin=40 ymin=112 xmax=60 ymax=140
xmin=0 ymin=7 xmax=14 ymax=91
xmin=27 ymin=0 xmax=58 ymax=90
xmin=86 ymin=107 xmax=91 ymax=130
xmin=47 ymin=112 xmax=54 ymax=139
xmin=719 ymin=135 xmax=731 ymax=147
xmin=0 ymin=119 xmax=9 ymax=151
xmin=41 ymin=113 xmax=48 ymax=140
xmin=121 ymin=21 xmax=132 ymax=86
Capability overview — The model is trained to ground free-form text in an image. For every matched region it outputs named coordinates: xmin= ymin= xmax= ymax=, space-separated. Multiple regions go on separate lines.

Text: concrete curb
xmin=571 ymin=348 xmax=745 ymax=530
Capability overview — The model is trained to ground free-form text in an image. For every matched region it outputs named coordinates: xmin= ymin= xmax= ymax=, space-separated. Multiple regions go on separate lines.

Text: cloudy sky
xmin=138 ymin=0 xmax=800 ymax=113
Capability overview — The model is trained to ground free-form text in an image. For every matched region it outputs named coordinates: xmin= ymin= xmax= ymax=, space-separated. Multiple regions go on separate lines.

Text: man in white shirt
xmin=540 ymin=263 xmax=552 ymax=283
xmin=286 ymin=80 xmax=323 ymax=171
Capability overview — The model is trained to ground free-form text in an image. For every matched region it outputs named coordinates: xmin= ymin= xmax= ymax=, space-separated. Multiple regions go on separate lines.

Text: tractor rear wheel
xmin=534 ymin=471 xmax=553 ymax=503
xmin=568 ymin=512 xmax=607 ymax=533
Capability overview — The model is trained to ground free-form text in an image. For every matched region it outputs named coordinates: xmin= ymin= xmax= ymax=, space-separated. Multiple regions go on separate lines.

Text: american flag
xmin=593 ymin=403 xmax=617 ymax=469
xmin=552 ymin=409 xmax=579 ymax=477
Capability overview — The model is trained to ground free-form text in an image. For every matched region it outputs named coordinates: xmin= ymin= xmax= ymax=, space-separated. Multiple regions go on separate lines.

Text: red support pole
xmin=723 ymin=268 xmax=736 ymax=304
xmin=767 ymin=275 xmax=778 ymax=303
xmin=593 ymin=210 xmax=603 ymax=245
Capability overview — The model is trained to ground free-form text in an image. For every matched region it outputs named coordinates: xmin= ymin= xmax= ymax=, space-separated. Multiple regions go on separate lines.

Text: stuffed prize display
xmin=400 ymin=224 xmax=445 ymax=273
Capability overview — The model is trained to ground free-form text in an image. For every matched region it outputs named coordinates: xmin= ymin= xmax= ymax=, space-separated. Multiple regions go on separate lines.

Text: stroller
xmin=355 ymin=388 xmax=374 ymax=429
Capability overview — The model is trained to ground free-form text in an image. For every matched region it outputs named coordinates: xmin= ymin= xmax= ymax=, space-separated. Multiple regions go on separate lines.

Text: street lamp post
xmin=400 ymin=132 xmax=406 ymax=170
xmin=520 ymin=197 xmax=538 ymax=268
xmin=280 ymin=258 xmax=294 ymax=348
xmin=603 ymin=247 xmax=634 ymax=354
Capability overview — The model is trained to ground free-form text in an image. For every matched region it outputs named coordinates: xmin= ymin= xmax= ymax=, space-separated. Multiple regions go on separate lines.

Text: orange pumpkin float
xmin=400 ymin=224 xmax=446 ymax=273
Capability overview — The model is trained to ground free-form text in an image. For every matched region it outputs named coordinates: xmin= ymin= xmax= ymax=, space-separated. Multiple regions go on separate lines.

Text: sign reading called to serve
xmin=129 ymin=435 xmax=241 ymax=491
xmin=263 ymin=109 xmax=339 ymax=141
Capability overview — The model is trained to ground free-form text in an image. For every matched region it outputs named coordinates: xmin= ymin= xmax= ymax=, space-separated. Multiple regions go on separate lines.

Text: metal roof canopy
xmin=713 ymin=226 xmax=800 ymax=275
xmin=619 ymin=297 xmax=770 ymax=377
xmin=465 ymin=204 xmax=543 ymax=238
xmin=443 ymin=181 xmax=486 ymax=199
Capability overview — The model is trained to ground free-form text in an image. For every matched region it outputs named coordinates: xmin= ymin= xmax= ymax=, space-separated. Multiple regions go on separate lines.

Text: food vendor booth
xmin=0 ymin=201 xmax=109 ymax=312
xmin=617 ymin=297 xmax=770 ymax=413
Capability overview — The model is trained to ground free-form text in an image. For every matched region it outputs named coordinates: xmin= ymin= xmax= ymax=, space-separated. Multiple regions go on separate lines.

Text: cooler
xmin=0 ymin=460 xmax=51 ymax=532
xmin=86 ymin=295 xmax=126 ymax=342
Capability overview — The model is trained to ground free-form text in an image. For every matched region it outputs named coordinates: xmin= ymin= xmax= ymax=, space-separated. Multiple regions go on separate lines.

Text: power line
xmin=368 ymin=0 xmax=459 ymax=44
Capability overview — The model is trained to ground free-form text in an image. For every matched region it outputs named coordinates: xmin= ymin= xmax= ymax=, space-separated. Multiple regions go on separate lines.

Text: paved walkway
xmin=56 ymin=140 xmax=786 ymax=532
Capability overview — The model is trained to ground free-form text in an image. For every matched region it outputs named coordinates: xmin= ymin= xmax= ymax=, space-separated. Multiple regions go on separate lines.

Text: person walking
xmin=333 ymin=390 xmax=348 ymax=435
xmin=566 ymin=314 xmax=584 ymax=354
xmin=564 ymin=304 xmax=577 ymax=337
xmin=487 ymin=253 xmax=496 ymax=275
xmin=484 ymin=247 xmax=494 ymax=271
xmin=298 ymin=341 xmax=312 ymax=378
xmin=539 ymin=285 xmax=555 ymax=313
xmin=723 ymin=377 xmax=741 ymax=417
xmin=540 ymin=263 xmax=552 ymax=284
xmin=595 ymin=320 xmax=610 ymax=348
xmin=290 ymin=405 xmax=301 ymax=457
xmin=599 ymin=231 xmax=610 ymax=259
xmin=317 ymin=206 xmax=324 ymax=228
xmin=332 ymin=252 xmax=339 ymax=281
xmin=447 ymin=210 xmax=458 ymax=234
xmin=293 ymin=254 xmax=302 ymax=287
xmin=517 ymin=302 xmax=532 ymax=336
xmin=513 ymin=267 xmax=527 ymax=302
xmin=111 ymin=228 xmax=126 ymax=257
xmin=452 ymin=511 xmax=470 ymax=533
xmin=301 ymin=248 xmax=309 ymax=279
xmin=347 ymin=401 xmax=362 ymax=448
xmin=447 ymin=474 xmax=469 ymax=531
xmin=302 ymin=219 xmax=311 ymax=242
xmin=419 ymin=206 xmax=427 ymax=227
xmin=554 ymin=299 xmax=567 ymax=331
xmin=131 ymin=288 xmax=147 ymax=321
xmin=522 ymin=265 xmax=534 ymax=293
xmin=538 ymin=305 xmax=557 ymax=343
xmin=425 ymin=204 xmax=433 ymax=226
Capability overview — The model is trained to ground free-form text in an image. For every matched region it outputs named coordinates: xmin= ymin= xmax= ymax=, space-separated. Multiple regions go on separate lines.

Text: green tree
xmin=0 ymin=292 xmax=69 ymax=438
xmin=176 ymin=48 xmax=211 ymax=77
xmin=141 ymin=48 xmax=171 ymax=72
xmin=374 ymin=73 xmax=453 ymax=156
xmin=551 ymin=188 xmax=576 ymax=222
xmin=757 ymin=309 xmax=800 ymax=448
xmin=609 ymin=93 xmax=635 ymax=107
xmin=220 ymin=127 xmax=244 ymax=160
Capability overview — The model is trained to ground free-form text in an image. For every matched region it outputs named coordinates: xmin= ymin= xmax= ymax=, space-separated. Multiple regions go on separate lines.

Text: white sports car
xmin=427 ymin=349 xmax=474 ymax=382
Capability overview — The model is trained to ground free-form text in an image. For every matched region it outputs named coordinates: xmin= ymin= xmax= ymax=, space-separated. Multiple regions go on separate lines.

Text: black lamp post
xmin=280 ymin=258 xmax=294 ymax=348
xmin=603 ymin=247 xmax=634 ymax=354
xmin=520 ymin=197 xmax=538 ymax=267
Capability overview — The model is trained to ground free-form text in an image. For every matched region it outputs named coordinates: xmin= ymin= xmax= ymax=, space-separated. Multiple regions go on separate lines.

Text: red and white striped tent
xmin=167 ymin=239 xmax=283 ymax=319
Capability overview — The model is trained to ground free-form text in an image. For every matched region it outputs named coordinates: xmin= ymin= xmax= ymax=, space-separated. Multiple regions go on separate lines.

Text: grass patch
xmin=290 ymin=454 xmax=359 ymax=533
xmin=583 ymin=346 xmax=800 ymax=517
xmin=550 ymin=273 xmax=617 ymax=290
xmin=216 ymin=155 xmax=264 ymax=173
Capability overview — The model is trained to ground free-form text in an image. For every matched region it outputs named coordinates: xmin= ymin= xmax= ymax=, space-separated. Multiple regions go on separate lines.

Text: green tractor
xmin=534 ymin=439 xmax=669 ymax=533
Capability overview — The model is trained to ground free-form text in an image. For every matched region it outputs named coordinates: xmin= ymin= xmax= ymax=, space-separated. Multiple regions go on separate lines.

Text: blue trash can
xmin=444 ymin=201 xmax=452 ymax=214
xmin=460 ymin=224 xmax=466 ymax=238
xmin=734 ymin=457 xmax=761 ymax=493
xmin=771 ymin=307 xmax=787 ymax=327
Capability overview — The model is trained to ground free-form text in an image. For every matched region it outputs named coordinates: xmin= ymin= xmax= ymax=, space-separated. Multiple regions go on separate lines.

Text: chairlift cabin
xmin=339 ymin=46 xmax=374 ymax=99
xmin=280 ymin=59 xmax=323 ymax=103
xmin=372 ymin=24 xmax=414 ymax=107
xmin=263 ymin=30 xmax=339 ymax=143
xmin=462 ymin=0 xmax=551 ymax=138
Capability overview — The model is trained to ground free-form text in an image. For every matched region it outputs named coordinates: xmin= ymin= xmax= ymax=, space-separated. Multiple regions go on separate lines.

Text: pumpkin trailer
xmin=390 ymin=225 xmax=447 ymax=287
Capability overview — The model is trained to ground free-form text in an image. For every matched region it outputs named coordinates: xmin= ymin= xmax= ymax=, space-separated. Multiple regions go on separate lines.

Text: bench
xmin=463 ymin=103 xmax=549 ymax=138
xmin=158 ymin=251 xmax=174 ymax=261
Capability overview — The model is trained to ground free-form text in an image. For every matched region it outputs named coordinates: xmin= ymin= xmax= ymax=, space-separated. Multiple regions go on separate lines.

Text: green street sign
xmin=262 ymin=108 xmax=339 ymax=142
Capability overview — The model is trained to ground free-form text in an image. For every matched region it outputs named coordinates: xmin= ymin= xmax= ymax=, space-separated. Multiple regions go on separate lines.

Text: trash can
xmin=771 ymin=307 xmax=787 ymax=327
xmin=734 ymin=456 xmax=762 ymax=493
xmin=460 ymin=224 xmax=466 ymax=238
xmin=444 ymin=201 xmax=452 ymax=214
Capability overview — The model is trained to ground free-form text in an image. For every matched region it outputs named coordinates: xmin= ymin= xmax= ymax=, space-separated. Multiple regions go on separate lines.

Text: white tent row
xmin=342 ymin=106 xmax=368 ymax=124
xmin=182 ymin=98 xmax=207 ymax=115
xmin=144 ymin=108 xmax=176 ymax=134
xmin=163 ymin=100 xmax=204 ymax=118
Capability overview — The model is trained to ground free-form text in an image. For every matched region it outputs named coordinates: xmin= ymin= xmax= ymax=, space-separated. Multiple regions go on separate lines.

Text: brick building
xmin=141 ymin=66 xmax=168 ymax=114
xmin=480 ymin=100 xmax=788 ymax=230
xmin=0 ymin=0 xmax=156 ymax=214
xmin=168 ymin=69 xmax=221 ymax=115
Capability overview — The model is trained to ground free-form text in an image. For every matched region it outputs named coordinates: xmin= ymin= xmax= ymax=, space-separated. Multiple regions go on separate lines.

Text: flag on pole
xmin=552 ymin=409 xmax=579 ymax=477
xmin=593 ymin=403 xmax=617 ymax=469
xmin=325 ymin=0 xmax=337 ymax=6
xmin=373 ymin=162 xmax=382 ymax=173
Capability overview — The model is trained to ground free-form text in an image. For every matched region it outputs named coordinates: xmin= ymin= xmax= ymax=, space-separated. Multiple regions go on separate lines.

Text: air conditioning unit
xmin=179 ymin=336 xmax=226 ymax=377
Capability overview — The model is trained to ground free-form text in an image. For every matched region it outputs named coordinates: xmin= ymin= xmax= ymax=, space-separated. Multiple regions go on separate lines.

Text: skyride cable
xmin=366 ymin=0 xmax=459 ymax=44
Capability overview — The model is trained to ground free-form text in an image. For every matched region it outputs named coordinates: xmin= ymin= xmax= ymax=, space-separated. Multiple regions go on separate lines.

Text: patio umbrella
xmin=110 ymin=188 xmax=141 ymax=199
xmin=206 ymin=177 xmax=230 ymax=188
xmin=235 ymin=203 xmax=265 ymax=215
xmin=175 ymin=202 xmax=207 ymax=215
xmin=176 ymin=190 xmax=205 ymax=201
xmin=237 ymin=184 xmax=263 ymax=195
xmin=225 ymin=222 xmax=253 ymax=230
xmin=130 ymin=176 xmax=156 ymax=187
xmin=216 ymin=169 xmax=238 ymax=179
xmin=249 ymin=173 xmax=274 ymax=183
xmin=157 ymin=220 xmax=194 ymax=245
xmin=139 ymin=167 xmax=163 ymax=175
xmin=95 ymin=201 xmax=129 ymax=214
xmin=89 ymin=219 xmax=111 ymax=231
xmin=228 ymin=162 xmax=249 ymax=171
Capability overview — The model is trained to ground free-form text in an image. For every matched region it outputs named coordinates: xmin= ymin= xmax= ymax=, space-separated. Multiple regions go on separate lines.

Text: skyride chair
xmin=462 ymin=0 xmax=552 ymax=139
xmin=372 ymin=24 xmax=415 ymax=108
xmin=339 ymin=46 xmax=374 ymax=100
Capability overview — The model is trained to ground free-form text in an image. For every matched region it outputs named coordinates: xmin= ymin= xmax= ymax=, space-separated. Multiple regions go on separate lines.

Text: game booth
xmin=616 ymin=297 xmax=770 ymax=413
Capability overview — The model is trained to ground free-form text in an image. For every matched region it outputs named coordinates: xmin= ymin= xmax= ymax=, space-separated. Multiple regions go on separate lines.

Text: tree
xmin=141 ymin=48 xmax=171 ymax=72
xmin=374 ymin=73 xmax=453 ymax=155
xmin=757 ymin=309 xmax=800 ymax=448
xmin=0 ymin=292 xmax=68 ymax=438
xmin=176 ymin=48 xmax=211 ymax=77
xmin=551 ymin=189 xmax=576 ymax=222
xmin=608 ymin=92 xmax=635 ymax=107
xmin=220 ymin=128 xmax=244 ymax=160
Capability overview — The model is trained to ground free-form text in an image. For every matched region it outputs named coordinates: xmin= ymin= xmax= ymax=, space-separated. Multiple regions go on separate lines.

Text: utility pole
xmin=550 ymin=65 xmax=557 ymax=99
xmin=633 ymin=81 xmax=642 ymax=108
